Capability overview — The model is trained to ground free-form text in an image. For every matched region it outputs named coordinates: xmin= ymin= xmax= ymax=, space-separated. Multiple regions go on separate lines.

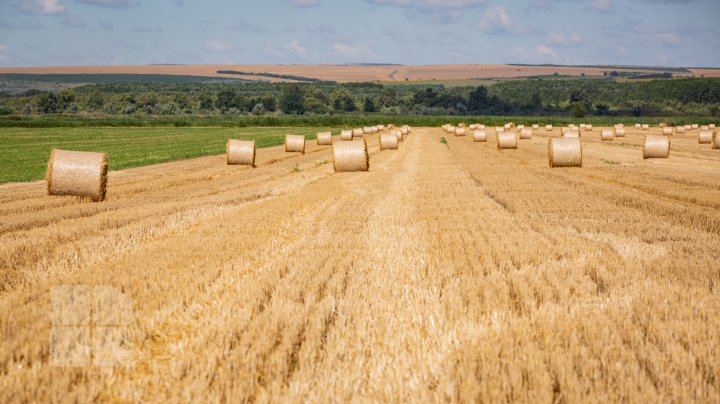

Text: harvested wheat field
xmin=1 ymin=127 xmax=719 ymax=402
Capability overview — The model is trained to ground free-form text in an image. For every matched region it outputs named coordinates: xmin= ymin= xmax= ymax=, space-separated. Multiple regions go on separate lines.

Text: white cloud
xmin=15 ymin=0 xmax=66 ymax=15
xmin=332 ymin=43 xmax=376 ymax=60
xmin=547 ymin=32 xmax=583 ymax=47
xmin=204 ymin=40 xmax=235 ymax=52
xmin=366 ymin=0 xmax=486 ymax=23
xmin=535 ymin=44 xmax=558 ymax=59
xmin=655 ymin=32 xmax=681 ymax=47
xmin=590 ymin=0 xmax=615 ymax=13
xmin=478 ymin=6 xmax=523 ymax=35
xmin=286 ymin=40 xmax=306 ymax=56
xmin=75 ymin=0 xmax=139 ymax=8
xmin=287 ymin=0 xmax=321 ymax=7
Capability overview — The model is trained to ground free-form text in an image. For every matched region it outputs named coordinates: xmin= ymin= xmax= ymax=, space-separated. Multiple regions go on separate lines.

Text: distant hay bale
xmin=692 ymin=124 xmax=699 ymax=129
xmin=378 ymin=125 xmax=385 ymax=131
xmin=520 ymin=128 xmax=533 ymax=140
xmin=380 ymin=132 xmax=399 ymax=150
xmin=701 ymin=125 xmax=709 ymax=131
xmin=448 ymin=126 xmax=456 ymax=134
xmin=363 ymin=127 xmax=372 ymax=135
xmin=497 ymin=132 xmax=518 ymax=149
xmin=504 ymin=123 xmax=512 ymax=130
xmin=477 ymin=124 xmax=486 ymax=130
xmin=353 ymin=128 xmax=364 ymax=137
xmin=676 ymin=126 xmax=686 ymax=134
xmin=317 ymin=131 xmax=333 ymax=145
xmin=408 ymin=126 xmax=413 ymax=133
xmin=46 ymin=149 xmax=108 ymax=202
xmin=698 ymin=130 xmax=713 ymax=144
xmin=685 ymin=124 xmax=692 ymax=130
xmin=496 ymin=126 xmax=505 ymax=133
xmin=643 ymin=135 xmax=670 ymax=159
xmin=545 ymin=124 xmax=553 ymax=131
xmin=563 ymin=130 xmax=580 ymax=138
xmin=585 ymin=124 xmax=593 ymax=131
xmin=469 ymin=124 xmax=477 ymax=130
xmin=662 ymin=127 xmax=673 ymax=136
xmin=635 ymin=123 xmax=642 ymax=128
xmin=388 ymin=124 xmax=395 ymax=129
xmin=371 ymin=126 xmax=379 ymax=133
xmin=580 ymin=124 xmax=586 ymax=130
xmin=709 ymin=124 xmax=715 ymax=128
xmin=659 ymin=123 xmax=667 ymax=128
xmin=518 ymin=124 xmax=525 ymax=130
xmin=442 ymin=124 xmax=448 ymax=132
xmin=285 ymin=134 xmax=306 ymax=154
xmin=615 ymin=127 xmax=626 ymax=137
xmin=642 ymin=124 xmax=650 ymax=130
xmin=615 ymin=123 xmax=624 ymax=128
xmin=226 ymin=139 xmax=256 ymax=167
xmin=532 ymin=124 xmax=539 ymax=129
xmin=713 ymin=132 xmax=720 ymax=149
xmin=548 ymin=137 xmax=582 ymax=168
xmin=456 ymin=127 xmax=466 ymax=136
xmin=333 ymin=139 xmax=369 ymax=172
xmin=341 ymin=130 xmax=353 ymax=141
xmin=474 ymin=130 xmax=487 ymax=142
xmin=394 ymin=130 xmax=403 ymax=142
xmin=401 ymin=126 xmax=409 ymax=136
xmin=601 ymin=129 xmax=615 ymax=141
xmin=458 ymin=123 xmax=466 ymax=128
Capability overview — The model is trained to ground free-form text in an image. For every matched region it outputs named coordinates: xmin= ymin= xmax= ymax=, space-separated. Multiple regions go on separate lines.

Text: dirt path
xmin=1 ymin=128 xmax=719 ymax=402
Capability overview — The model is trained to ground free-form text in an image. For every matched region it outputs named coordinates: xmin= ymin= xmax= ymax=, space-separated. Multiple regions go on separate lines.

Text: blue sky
xmin=1 ymin=0 xmax=718 ymax=67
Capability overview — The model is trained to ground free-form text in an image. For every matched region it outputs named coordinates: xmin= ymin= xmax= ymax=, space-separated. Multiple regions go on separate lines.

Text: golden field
xmin=0 ymin=126 xmax=719 ymax=402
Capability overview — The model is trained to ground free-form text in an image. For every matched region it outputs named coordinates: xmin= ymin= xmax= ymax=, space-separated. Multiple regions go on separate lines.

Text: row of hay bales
xmin=442 ymin=122 xmax=720 ymax=168
xmin=46 ymin=124 xmax=413 ymax=202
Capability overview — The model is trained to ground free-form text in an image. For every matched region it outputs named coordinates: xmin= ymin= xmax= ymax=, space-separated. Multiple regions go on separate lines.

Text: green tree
xmin=363 ymin=97 xmax=376 ymax=113
xmin=572 ymin=103 xmax=586 ymax=118
xmin=37 ymin=92 xmax=59 ymax=113
xmin=280 ymin=85 xmax=306 ymax=114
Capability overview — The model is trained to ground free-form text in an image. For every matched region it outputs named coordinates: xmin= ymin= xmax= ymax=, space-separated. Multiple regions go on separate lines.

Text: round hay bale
xmin=579 ymin=124 xmax=587 ymax=129
xmin=458 ymin=123 xmax=466 ymax=128
xmin=333 ymin=139 xmax=368 ymax=172
xmin=659 ymin=122 xmax=667 ymax=128
xmin=662 ymin=127 xmax=673 ymax=136
xmin=401 ymin=126 xmax=409 ymax=136
xmin=548 ymin=137 xmax=582 ymax=168
xmin=520 ymin=128 xmax=533 ymax=140
xmin=563 ymin=130 xmax=580 ymax=138
xmin=497 ymin=132 xmax=518 ymax=149
xmin=504 ymin=123 xmax=512 ymax=130
xmin=701 ymin=125 xmax=709 ymax=131
xmin=642 ymin=124 xmax=650 ymax=130
xmin=692 ymin=124 xmax=699 ymax=129
xmin=226 ymin=139 xmax=256 ymax=166
xmin=378 ymin=125 xmax=385 ymax=131
xmin=469 ymin=124 xmax=477 ymax=130
xmin=615 ymin=123 xmax=624 ymax=128
xmin=532 ymin=124 xmax=539 ymax=129
xmin=496 ymin=126 xmax=505 ymax=133
xmin=394 ymin=130 xmax=403 ymax=142
xmin=477 ymin=124 xmax=486 ymax=130
xmin=713 ymin=132 xmax=720 ymax=149
xmin=643 ymin=135 xmax=670 ymax=159
xmin=363 ymin=127 xmax=372 ymax=135
xmin=684 ymin=124 xmax=692 ymax=130
xmin=46 ymin=149 xmax=108 ymax=202
xmin=635 ymin=123 xmax=642 ymax=128
xmin=585 ymin=124 xmax=593 ymax=131
xmin=615 ymin=127 xmax=626 ymax=137
xmin=676 ymin=126 xmax=686 ymax=134
xmin=601 ymin=129 xmax=615 ymax=141
xmin=442 ymin=124 xmax=448 ymax=132
xmin=407 ymin=126 xmax=413 ymax=134
xmin=341 ymin=130 xmax=353 ymax=141
xmin=388 ymin=124 xmax=395 ymax=129
xmin=353 ymin=128 xmax=364 ymax=137
xmin=545 ymin=125 xmax=553 ymax=131
xmin=698 ymin=130 xmax=713 ymax=144
xmin=317 ymin=131 xmax=333 ymax=145
xmin=380 ymin=132 xmax=399 ymax=150
xmin=447 ymin=126 xmax=456 ymax=134
xmin=455 ymin=127 xmax=466 ymax=136
xmin=285 ymin=134 xmax=306 ymax=154
xmin=709 ymin=124 xmax=715 ymax=128
xmin=473 ymin=130 xmax=487 ymax=142
xmin=371 ymin=126 xmax=379 ymax=133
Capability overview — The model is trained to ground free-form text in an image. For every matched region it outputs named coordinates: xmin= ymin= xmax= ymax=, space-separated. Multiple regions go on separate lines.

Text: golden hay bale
xmin=474 ymin=130 xmax=487 ymax=142
xmin=394 ymin=130 xmax=403 ymax=142
xmin=226 ymin=139 xmax=256 ymax=166
xmin=580 ymin=124 xmax=586 ymax=129
xmin=642 ymin=124 xmax=650 ymax=130
xmin=317 ymin=131 xmax=333 ymax=145
xmin=563 ymin=130 xmax=580 ymax=138
xmin=698 ymin=130 xmax=713 ymax=144
xmin=363 ymin=127 xmax=372 ymax=134
xmin=701 ymin=125 xmax=709 ymax=131
xmin=380 ymin=132 xmax=399 ymax=150
xmin=676 ymin=126 xmax=686 ymax=134
xmin=442 ymin=124 xmax=448 ymax=132
xmin=46 ymin=149 xmax=108 ymax=202
xmin=477 ymin=124 xmax=486 ymax=130
xmin=643 ymin=135 xmax=670 ymax=159
xmin=548 ymin=137 xmax=582 ymax=168
xmin=659 ymin=122 xmax=667 ymax=128
xmin=333 ymin=139 xmax=368 ymax=172
xmin=615 ymin=127 xmax=626 ymax=137
xmin=407 ymin=126 xmax=413 ymax=133
xmin=353 ymin=128 xmax=364 ymax=137
xmin=713 ymin=132 xmax=720 ymax=149
xmin=709 ymin=124 xmax=715 ymax=128
xmin=497 ymin=132 xmax=518 ymax=149
xmin=371 ymin=126 xmax=379 ymax=133
xmin=662 ymin=127 xmax=673 ymax=136
xmin=458 ymin=123 xmax=466 ymax=128
xmin=532 ymin=124 xmax=539 ymax=129
xmin=341 ymin=130 xmax=353 ymax=141
xmin=469 ymin=124 xmax=477 ymax=130
xmin=601 ymin=129 xmax=615 ymax=141
xmin=447 ymin=126 xmax=456 ymax=134
xmin=615 ymin=123 xmax=624 ymax=128
xmin=401 ymin=126 xmax=409 ymax=136
xmin=585 ymin=124 xmax=593 ymax=131
xmin=684 ymin=124 xmax=692 ymax=130
xmin=504 ymin=123 xmax=512 ymax=130
xmin=379 ymin=125 xmax=385 ymax=131
xmin=456 ymin=127 xmax=466 ymax=136
xmin=520 ymin=128 xmax=533 ymax=140
xmin=388 ymin=124 xmax=395 ymax=129
xmin=545 ymin=124 xmax=553 ymax=131
xmin=496 ymin=126 xmax=505 ymax=133
xmin=692 ymin=124 xmax=699 ymax=129
xmin=635 ymin=123 xmax=642 ymax=128
xmin=285 ymin=134 xmax=305 ymax=153
xmin=518 ymin=124 xmax=525 ymax=130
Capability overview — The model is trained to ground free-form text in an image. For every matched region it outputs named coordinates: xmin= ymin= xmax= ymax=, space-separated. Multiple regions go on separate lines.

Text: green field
xmin=0 ymin=127 xmax=328 ymax=184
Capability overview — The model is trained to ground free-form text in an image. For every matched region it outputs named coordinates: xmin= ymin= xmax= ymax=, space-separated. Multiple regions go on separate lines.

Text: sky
xmin=0 ymin=0 xmax=719 ymax=67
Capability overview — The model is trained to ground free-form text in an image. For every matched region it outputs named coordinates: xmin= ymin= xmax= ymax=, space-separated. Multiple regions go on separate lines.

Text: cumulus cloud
xmin=15 ymin=0 xmax=66 ymax=15
xmin=204 ymin=40 xmax=235 ymax=52
xmin=478 ymin=6 xmax=524 ymax=35
xmin=535 ymin=44 xmax=558 ymax=59
xmin=75 ymin=0 xmax=139 ymax=8
xmin=655 ymin=32 xmax=682 ymax=47
xmin=287 ymin=0 xmax=321 ymax=7
xmin=589 ymin=0 xmax=615 ymax=13
xmin=547 ymin=32 xmax=583 ymax=47
xmin=366 ymin=0 xmax=486 ymax=23
xmin=332 ymin=42 xmax=376 ymax=60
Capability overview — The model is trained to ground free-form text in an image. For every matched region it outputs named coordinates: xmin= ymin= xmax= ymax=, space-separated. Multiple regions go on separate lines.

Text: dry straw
xmin=46 ymin=149 xmax=108 ymax=202
xmin=459 ymin=123 xmax=466 ymax=128
xmin=469 ymin=124 xmax=477 ymax=130
xmin=548 ymin=137 xmax=582 ymax=168
xmin=353 ymin=128 xmax=364 ymax=137
xmin=371 ymin=126 xmax=379 ymax=133
xmin=532 ymin=124 xmax=539 ymax=129
xmin=380 ymin=133 xmax=399 ymax=150
xmin=341 ymin=130 xmax=353 ymax=141
xmin=520 ymin=128 xmax=533 ymax=140
xmin=496 ymin=126 xmax=505 ymax=133
xmin=710 ymin=124 xmax=716 ymax=128
xmin=546 ymin=125 xmax=553 ymax=131
xmin=379 ymin=125 xmax=385 ymax=131
xmin=615 ymin=127 xmax=626 ymax=137
xmin=692 ymin=124 xmax=699 ymax=129
xmin=448 ymin=126 xmax=456 ymax=134
xmin=635 ymin=123 xmax=642 ymax=128
xmin=333 ymin=138 xmax=369 ymax=172
xmin=663 ymin=127 xmax=673 ymax=136
xmin=713 ymin=132 xmax=720 ymax=149
xmin=601 ymin=129 xmax=615 ymax=141
xmin=394 ymin=130 xmax=403 ymax=142
xmin=363 ymin=127 xmax=372 ymax=134
xmin=497 ymin=132 xmax=518 ymax=149
xmin=642 ymin=124 xmax=650 ymax=130
xmin=478 ymin=124 xmax=486 ymax=129
xmin=388 ymin=124 xmax=395 ymax=129
xmin=456 ymin=127 xmax=466 ymax=136
xmin=676 ymin=126 xmax=686 ymax=134
xmin=563 ymin=130 xmax=580 ymax=138
xmin=504 ymin=123 xmax=512 ymax=130
xmin=643 ymin=135 xmax=670 ymax=159
xmin=401 ymin=126 xmax=409 ymax=136
xmin=518 ymin=124 xmax=525 ymax=130
xmin=285 ymin=134 xmax=306 ymax=154
xmin=226 ymin=139 xmax=256 ymax=166
xmin=585 ymin=124 xmax=593 ymax=131
xmin=474 ymin=130 xmax=487 ymax=142
xmin=317 ymin=131 xmax=333 ymax=146
xmin=698 ymin=130 xmax=713 ymax=144
xmin=685 ymin=124 xmax=692 ymax=130
xmin=701 ymin=125 xmax=709 ymax=131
